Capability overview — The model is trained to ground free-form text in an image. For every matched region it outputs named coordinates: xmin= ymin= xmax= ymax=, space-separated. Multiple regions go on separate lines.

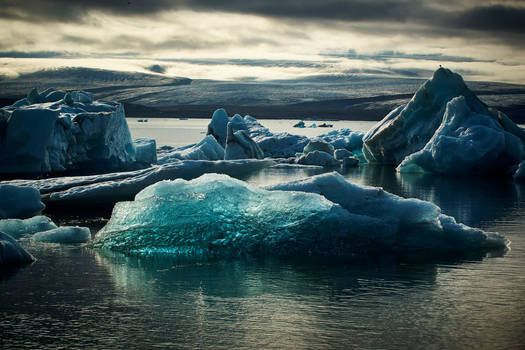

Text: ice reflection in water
xmin=1 ymin=165 xmax=524 ymax=349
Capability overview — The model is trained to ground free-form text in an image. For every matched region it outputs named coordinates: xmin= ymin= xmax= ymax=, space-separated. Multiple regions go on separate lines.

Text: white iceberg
xmin=316 ymin=128 xmax=365 ymax=153
xmin=0 ymin=231 xmax=35 ymax=266
xmin=157 ymin=135 xmax=224 ymax=163
xmin=0 ymin=216 xmax=57 ymax=238
xmin=0 ymin=88 xmax=136 ymax=175
xmin=397 ymin=96 xmax=525 ymax=174
xmin=297 ymin=151 xmax=339 ymax=168
xmin=303 ymin=140 xmax=334 ymax=155
xmin=206 ymin=109 xmax=309 ymax=158
xmin=224 ymin=122 xmax=264 ymax=160
xmin=92 ymin=173 xmax=507 ymax=258
xmin=32 ymin=226 xmax=91 ymax=243
xmin=362 ymin=68 xmax=525 ymax=174
xmin=133 ymin=138 xmax=157 ymax=164
xmin=0 ymin=185 xmax=45 ymax=219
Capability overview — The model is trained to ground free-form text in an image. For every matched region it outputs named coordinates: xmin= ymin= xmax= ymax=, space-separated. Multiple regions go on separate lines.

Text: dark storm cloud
xmin=1 ymin=1 xmax=524 ymax=45
xmin=326 ymin=50 xmax=495 ymax=63
xmin=159 ymin=58 xmax=326 ymax=69
xmin=0 ymin=51 xmax=65 ymax=58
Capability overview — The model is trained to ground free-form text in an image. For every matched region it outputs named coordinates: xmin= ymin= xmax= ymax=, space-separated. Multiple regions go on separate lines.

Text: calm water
xmin=1 ymin=120 xmax=525 ymax=349
xmin=127 ymin=118 xmax=376 ymax=148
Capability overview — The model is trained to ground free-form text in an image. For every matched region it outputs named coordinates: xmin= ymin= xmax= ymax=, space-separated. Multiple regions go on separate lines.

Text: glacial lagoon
xmin=1 ymin=119 xmax=524 ymax=349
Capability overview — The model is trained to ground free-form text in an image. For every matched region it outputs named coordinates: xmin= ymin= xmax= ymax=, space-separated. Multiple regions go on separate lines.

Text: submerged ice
xmin=93 ymin=173 xmax=507 ymax=258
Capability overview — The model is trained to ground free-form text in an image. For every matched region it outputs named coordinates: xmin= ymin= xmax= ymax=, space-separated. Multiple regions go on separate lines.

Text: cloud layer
xmin=0 ymin=0 xmax=524 ymax=83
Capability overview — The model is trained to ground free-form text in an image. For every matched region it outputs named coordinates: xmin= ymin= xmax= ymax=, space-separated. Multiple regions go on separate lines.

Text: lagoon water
xmin=1 ymin=119 xmax=525 ymax=349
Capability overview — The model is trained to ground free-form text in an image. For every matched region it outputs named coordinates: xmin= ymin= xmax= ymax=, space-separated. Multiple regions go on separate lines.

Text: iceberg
xmin=224 ymin=122 xmax=264 ymax=160
xmin=32 ymin=226 xmax=91 ymax=243
xmin=17 ymin=159 xmax=274 ymax=209
xmin=0 ymin=88 xmax=136 ymax=175
xmin=342 ymin=156 xmax=359 ymax=168
xmin=92 ymin=173 xmax=507 ymax=258
xmin=0 ymin=185 xmax=45 ymax=219
xmin=397 ymin=97 xmax=525 ymax=174
xmin=297 ymin=151 xmax=339 ymax=168
xmin=303 ymin=140 xmax=334 ymax=155
xmin=206 ymin=109 xmax=309 ymax=158
xmin=362 ymin=68 xmax=525 ymax=174
xmin=316 ymin=128 xmax=365 ymax=153
xmin=0 ymin=216 xmax=57 ymax=238
xmin=133 ymin=138 xmax=157 ymax=165
xmin=0 ymin=231 xmax=35 ymax=266
xmin=157 ymin=135 xmax=224 ymax=163
xmin=334 ymin=149 xmax=353 ymax=161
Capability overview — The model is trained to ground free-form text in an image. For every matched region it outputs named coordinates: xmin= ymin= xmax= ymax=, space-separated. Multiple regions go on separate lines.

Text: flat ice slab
xmin=93 ymin=173 xmax=508 ymax=258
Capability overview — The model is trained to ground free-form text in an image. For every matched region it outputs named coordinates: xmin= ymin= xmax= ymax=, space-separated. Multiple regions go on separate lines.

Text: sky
xmin=0 ymin=0 xmax=524 ymax=83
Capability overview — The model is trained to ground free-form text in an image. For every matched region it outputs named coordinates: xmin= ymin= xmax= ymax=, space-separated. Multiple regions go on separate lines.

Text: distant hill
xmin=1 ymin=67 xmax=524 ymax=123
xmin=0 ymin=67 xmax=191 ymax=97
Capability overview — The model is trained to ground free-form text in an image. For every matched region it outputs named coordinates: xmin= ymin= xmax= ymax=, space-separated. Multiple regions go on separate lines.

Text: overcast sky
xmin=1 ymin=0 xmax=524 ymax=83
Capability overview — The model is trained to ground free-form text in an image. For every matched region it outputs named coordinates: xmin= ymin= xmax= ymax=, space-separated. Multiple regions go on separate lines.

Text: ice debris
xmin=362 ymin=68 xmax=525 ymax=175
xmin=334 ymin=149 xmax=353 ymax=160
xmin=0 ymin=231 xmax=35 ymax=266
xmin=157 ymin=135 xmax=224 ymax=163
xmin=224 ymin=122 xmax=264 ymax=160
xmin=0 ymin=216 xmax=57 ymax=239
xmin=32 ymin=226 xmax=91 ymax=243
xmin=1 ymin=160 xmax=274 ymax=209
xmin=133 ymin=138 xmax=157 ymax=165
xmin=297 ymin=151 xmax=339 ymax=167
xmin=0 ymin=87 xmax=136 ymax=175
xmin=0 ymin=185 xmax=45 ymax=219
xmin=303 ymin=140 xmax=334 ymax=155
xmin=92 ymin=173 xmax=507 ymax=258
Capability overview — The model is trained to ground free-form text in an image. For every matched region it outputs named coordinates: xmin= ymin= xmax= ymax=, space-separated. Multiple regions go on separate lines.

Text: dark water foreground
xmin=1 ymin=165 xmax=525 ymax=349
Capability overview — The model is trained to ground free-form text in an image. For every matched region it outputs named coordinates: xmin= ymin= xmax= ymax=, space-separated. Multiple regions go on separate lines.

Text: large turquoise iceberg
xmin=92 ymin=173 xmax=507 ymax=258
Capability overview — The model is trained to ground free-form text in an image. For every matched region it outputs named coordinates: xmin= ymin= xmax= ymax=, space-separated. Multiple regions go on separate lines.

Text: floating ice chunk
xmin=334 ymin=149 xmax=353 ymax=160
xmin=206 ymin=108 xmax=232 ymax=147
xmin=33 ymin=226 xmax=91 ymax=243
xmin=93 ymin=173 xmax=507 ymax=258
xmin=133 ymin=138 xmax=157 ymax=164
xmin=0 ymin=185 xmax=45 ymax=219
xmin=0 ymin=232 xmax=35 ymax=266
xmin=513 ymin=160 xmax=525 ymax=181
xmin=342 ymin=156 xmax=359 ymax=168
xmin=293 ymin=121 xmax=305 ymax=128
xmin=206 ymin=109 xmax=310 ymax=158
xmin=363 ymin=68 xmax=497 ymax=165
xmin=297 ymin=151 xmax=339 ymax=168
xmin=316 ymin=128 xmax=364 ymax=152
xmin=157 ymin=135 xmax=224 ymax=163
xmin=224 ymin=122 xmax=264 ymax=160
xmin=39 ymin=159 xmax=274 ymax=209
xmin=0 ymin=216 xmax=57 ymax=238
xmin=397 ymin=96 xmax=525 ymax=174
xmin=0 ymin=88 xmax=135 ymax=175
xmin=303 ymin=140 xmax=334 ymax=155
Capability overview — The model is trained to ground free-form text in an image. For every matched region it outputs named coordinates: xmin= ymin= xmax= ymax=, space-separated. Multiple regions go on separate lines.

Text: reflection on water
xmin=2 ymin=164 xmax=525 ymax=349
xmin=342 ymin=164 xmax=525 ymax=227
